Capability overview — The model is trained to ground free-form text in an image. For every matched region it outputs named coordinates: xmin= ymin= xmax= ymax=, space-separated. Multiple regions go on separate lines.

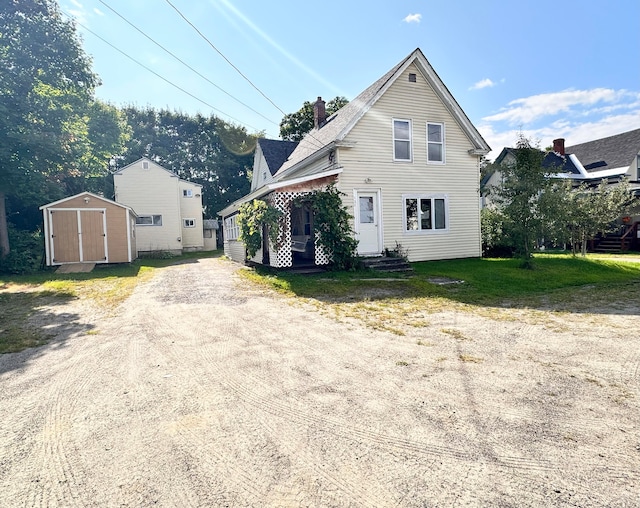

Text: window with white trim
xmin=393 ymin=119 xmax=412 ymax=161
xmin=427 ymin=122 xmax=445 ymax=164
xmin=135 ymin=214 xmax=162 ymax=226
xmin=183 ymin=218 xmax=196 ymax=228
xmin=403 ymin=195 xmax=447 ymax=232
xmin=183 ymin=189 xmax=193 ymax=197
xmin=224 ymin=215 xmax=240 ymax=241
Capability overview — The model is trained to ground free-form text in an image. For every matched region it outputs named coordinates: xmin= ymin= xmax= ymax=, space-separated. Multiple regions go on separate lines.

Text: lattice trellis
xmin=269 ymin=192 xmax=331 ymax=268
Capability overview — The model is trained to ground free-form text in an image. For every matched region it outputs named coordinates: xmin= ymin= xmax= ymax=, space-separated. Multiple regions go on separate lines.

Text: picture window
xmin=135 ymin=214 xmax=162 ymax=226
xmin=403 ymin=195 xmax=447 ymax=232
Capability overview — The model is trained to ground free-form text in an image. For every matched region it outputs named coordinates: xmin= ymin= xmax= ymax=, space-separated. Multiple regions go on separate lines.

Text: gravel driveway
xmin=1 ymin=257 xmax=639 ymax=507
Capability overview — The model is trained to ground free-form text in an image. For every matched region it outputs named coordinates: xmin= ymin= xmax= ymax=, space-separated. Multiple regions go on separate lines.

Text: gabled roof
xmin=542 ymin=152 xmax=581 ymax=175
xmin=565 ymin=128 xmax=640 ymax=173
xmin=274 ymin=48 xmax=490 ymax=179
xmin=114 ymin=157 xmax=202 ymax=188
xmin=39 ymin=191 xmax=135 ymax=213
xmin=258 ymin=139 xmax=299 ymax=176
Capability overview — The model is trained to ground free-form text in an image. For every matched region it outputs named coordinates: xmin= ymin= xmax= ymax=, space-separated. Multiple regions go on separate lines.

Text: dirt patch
xmin=1 ymin=258 xmax=638 ymax=507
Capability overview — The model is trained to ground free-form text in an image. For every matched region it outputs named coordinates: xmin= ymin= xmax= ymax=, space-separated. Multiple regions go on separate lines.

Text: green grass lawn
xmin=243 ymin=253 xmax=640 ymax=334
xmin=245 ymin=253 xmax=640 ymax=307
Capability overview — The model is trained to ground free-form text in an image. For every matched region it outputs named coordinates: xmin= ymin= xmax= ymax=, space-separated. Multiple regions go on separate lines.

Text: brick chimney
xmin=313 ymin=97 xmax=326 ymax=129
xmin=553 ymin=138 xmax=565 ymax=155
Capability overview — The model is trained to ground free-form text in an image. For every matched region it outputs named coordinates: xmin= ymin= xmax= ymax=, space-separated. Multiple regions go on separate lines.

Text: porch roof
xmin=218 ymin=167 xmax=343 ymax=218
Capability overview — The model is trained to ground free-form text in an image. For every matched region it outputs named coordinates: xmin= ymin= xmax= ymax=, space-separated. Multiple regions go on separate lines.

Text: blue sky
xmin=62 ymin=0 xmax=640 ymax=160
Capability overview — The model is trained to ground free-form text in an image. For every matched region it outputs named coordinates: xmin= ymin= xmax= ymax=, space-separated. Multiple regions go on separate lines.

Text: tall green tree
xmin=0 ymin=0 xmax=127 ymax=261
xmin=492 ymin=135 xmax=555 ymax=266
xmin=279 ymin=96 xmax=348 ymax=142
xmin=120 ymin=107 xmax=257 ymax=217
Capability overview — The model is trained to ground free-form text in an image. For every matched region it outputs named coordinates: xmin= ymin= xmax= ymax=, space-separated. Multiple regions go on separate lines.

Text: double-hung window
xmin=393 ymin=119 xmax=412 ymax=161
xmin=403 ymin=195 xmax=447 ymax=232
xmin=427 ymin=122 xmax=445 ymax=164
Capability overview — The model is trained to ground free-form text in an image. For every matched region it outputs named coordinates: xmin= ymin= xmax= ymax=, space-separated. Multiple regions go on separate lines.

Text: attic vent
xmin=408 ymin=73 xmax=417 ymax=83
xmin=142 ymin=161 xmax=149 ymax=169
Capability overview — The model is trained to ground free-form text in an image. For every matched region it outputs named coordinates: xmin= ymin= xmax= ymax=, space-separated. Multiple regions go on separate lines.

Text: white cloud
xmin=70 ymin=0 xmax=83 ymax=7
xmin=403 ymin=13 xmax=422 ymax=24
xmin=93 ymin=8 xmax=105 ymax=16
xmin=470 ymin=78 xmax=496 ymax=91
xmin=483 ymin=88 xmax=626 ymax=125
xmin=479 ymin=109 xmax=640 ymax=161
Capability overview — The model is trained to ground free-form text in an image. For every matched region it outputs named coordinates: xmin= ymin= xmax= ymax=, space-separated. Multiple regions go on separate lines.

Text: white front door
xmin=355 ymin=191 xmax=382 ymax=255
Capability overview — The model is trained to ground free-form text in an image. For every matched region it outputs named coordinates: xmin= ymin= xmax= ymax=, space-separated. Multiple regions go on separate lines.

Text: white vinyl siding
xmin=393 ymin=119 xmax=412 ymax=161
xmin=114 ymin=159 xmax=204 ymax=253
xmin=335 ymin=63 xmax=482 ymax=262
xmin=427 ymin=122 xmax=445 ymax=164
xmin=179 ymin=182 xmax=204 ymax=248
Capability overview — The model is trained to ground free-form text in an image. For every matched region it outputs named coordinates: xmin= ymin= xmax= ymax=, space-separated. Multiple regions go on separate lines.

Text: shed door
xmin=80 ymin=210 xmax=106 ymax=262
xmin=49 ymin=209 xmax=107 ymax=264
xmin=51 ymin=210 xmax=80 ymax=263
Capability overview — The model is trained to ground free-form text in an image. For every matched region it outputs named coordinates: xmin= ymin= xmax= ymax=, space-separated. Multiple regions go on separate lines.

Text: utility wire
xmin=63 ymin=12 xmax=262 ymax=132
xmin=164 ymin=0 xmax=285 ymax=117
xmin=164 ymin=0 xmax=328 ymax=150
xmin=97 ymin=0 xmax=279 ymax=127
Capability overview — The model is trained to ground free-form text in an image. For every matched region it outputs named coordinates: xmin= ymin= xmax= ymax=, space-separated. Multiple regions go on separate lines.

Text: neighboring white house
xmin=114 ymin=158 xmax=204 ymax=255
xmin=220 ymin=48 xmax=490 ymax=266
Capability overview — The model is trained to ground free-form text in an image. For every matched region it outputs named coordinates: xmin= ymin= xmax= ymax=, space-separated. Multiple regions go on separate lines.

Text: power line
xmin=164 ymin=0 xmax=286 ymax=117
xmin=63 ymin=12 xmax=262 ymax=132
xmin=97 ymin=0 xmax=279 ymax=127
xmin=163 ymin=0 xmax=328 ymax=150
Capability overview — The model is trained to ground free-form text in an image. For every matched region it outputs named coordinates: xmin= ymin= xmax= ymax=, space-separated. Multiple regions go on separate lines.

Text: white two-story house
xmin=220 ymin=48 xmax=490 ymax=267
xmin=114 ymin=158 xmax=204 ymax=255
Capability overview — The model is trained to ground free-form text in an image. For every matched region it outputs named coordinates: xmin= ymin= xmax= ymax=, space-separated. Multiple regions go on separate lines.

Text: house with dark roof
xmin=220 ymin=48 xmax=490 ymax=267
xmin=250 ymin=138 xmax=299 ymax=191
xmin=483 ymin=129 xmax=640 ymax=207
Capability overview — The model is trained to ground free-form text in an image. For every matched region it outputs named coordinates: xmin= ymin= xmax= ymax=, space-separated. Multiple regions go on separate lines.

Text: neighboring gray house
xmin=484 ymin=129 xmax=640 ymax=203
xmin=220 ymin=48 xmax=490 ymax=267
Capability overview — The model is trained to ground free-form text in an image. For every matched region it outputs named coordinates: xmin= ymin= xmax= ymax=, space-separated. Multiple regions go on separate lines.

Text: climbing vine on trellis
xmin=293 ymin=184 xmax=358 ymax=270
xmin=237 ymin=199 xmax=282 ymax=258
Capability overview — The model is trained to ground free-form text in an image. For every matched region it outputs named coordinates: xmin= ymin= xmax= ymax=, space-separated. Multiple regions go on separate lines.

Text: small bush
xmin=0 ymin=227 xmax=44 ymax=274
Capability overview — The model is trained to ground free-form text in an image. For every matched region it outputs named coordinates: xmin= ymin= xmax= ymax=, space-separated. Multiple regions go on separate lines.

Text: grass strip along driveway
xmin=242 ymin=254 xmax=640 ymax=334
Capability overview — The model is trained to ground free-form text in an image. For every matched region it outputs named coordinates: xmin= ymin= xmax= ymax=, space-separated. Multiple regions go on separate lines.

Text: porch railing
xmin=620 ymin=221 xmax=640 ymax=251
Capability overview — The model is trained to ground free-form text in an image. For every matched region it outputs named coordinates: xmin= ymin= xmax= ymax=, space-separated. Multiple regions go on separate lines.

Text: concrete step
xmin=360 ymin=256 xmax=412 ymax=273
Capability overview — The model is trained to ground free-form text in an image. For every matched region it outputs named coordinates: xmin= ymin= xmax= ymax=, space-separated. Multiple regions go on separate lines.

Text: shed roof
xmin=39 ymin=191 xmax=135 ymax=212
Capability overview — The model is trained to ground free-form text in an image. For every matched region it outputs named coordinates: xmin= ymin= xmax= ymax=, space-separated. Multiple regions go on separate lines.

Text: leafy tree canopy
xmin=119 ymin=107 xmax=259 ymax=218
xmin=0 ymin=0 xmax=128 ymax=261
xmin=279 ymin=96 xmax=348 ymax=142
